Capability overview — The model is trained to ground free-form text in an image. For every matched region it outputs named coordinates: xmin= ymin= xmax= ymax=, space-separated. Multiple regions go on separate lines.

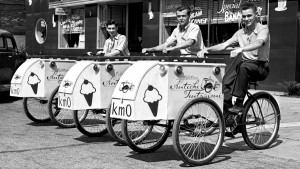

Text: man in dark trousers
xmin=198 ymin=2 xmax=270 ymax=115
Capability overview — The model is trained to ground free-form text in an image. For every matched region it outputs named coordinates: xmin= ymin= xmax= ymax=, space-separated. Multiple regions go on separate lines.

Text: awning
xmin=49 ymin=0 xmax=142 ymax=9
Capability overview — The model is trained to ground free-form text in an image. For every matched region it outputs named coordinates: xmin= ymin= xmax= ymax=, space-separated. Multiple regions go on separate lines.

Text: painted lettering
xmin=111 ymin=102 xmax=132 ymax=117
xmin=58 ymin=95 xmax=72 ymax=108
xmin=217 ymin=0 xmax=242 ymax=14
xmin=10 ymin=88 xmax=20 ymax=95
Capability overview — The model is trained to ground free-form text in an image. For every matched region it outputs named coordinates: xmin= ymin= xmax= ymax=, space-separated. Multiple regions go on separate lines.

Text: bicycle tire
xmin=23 ymin=97 xmax=51 ymax=123
xmin=48 ymin=86 xmax=86 ymax=128
xmin=242 ymin=92 xmax=280 ymax=150
xmin=74 ymin=109 xmax=108 ymax=137
xmin=121 ymin=119 xmax=172 ymax=153
xmin=172 ymin=98 xmax=224 ymax=166
xmin=106 ymin=103 xmax=127 ymax=145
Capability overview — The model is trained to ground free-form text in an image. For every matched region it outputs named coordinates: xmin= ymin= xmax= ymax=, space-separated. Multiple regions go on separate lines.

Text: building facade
xmin=25 ymin=0 xmax=300 ymax=90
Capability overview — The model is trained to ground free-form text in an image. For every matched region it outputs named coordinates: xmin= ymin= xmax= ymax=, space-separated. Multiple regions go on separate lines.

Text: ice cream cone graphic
xmin=143 ymin=85 xmax=162 ymax=117
xmin=27 ymin=72 xmax=41 ymax=95
xmin=80 ymin=79 xmax=96 ymax=106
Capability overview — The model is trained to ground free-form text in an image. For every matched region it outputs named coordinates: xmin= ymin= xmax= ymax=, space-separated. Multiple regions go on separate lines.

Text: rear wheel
xmin=121 ymin=119 xmax=172 ymax=153
xmin=23 ymin=97 xmax=51 ymax=123
xmin=242 ymin=92 xmax=280 ymax=149
xmin=172 ymin=98 xmax=224 ymax=166
xmin=74 ymin=109 xmax=108 ymax=137
xmin=48 ymin=86 xmax=86 ymax=128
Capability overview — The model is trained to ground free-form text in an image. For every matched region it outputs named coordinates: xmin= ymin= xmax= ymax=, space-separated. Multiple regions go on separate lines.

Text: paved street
xmin=0 ymin=91 xmax=300 ymax=169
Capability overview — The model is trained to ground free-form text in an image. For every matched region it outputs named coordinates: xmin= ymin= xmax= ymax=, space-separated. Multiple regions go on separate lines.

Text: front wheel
xmin=23 ymin=97 xmax=51 ymax=123
xmin=74 ymin=109 xmax=108 ymax=137
xmin=106 ymin=103 xmax=127 ymax=145
xmin=121 ymin=119 xmax=172 ymax=153
xmin=48 ymin=86 xmax=86 ymax=128
xmin=172 ymin=98 xmax=224 ymax=166
xmin=242 ymin=92 xmax=280 ymax=150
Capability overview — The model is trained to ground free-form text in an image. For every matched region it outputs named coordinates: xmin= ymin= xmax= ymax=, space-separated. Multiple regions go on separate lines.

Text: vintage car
xmin=0 ymin=29 xmax=25 ymax=92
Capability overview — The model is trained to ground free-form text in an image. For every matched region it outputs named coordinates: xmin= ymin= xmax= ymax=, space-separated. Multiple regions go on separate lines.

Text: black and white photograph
xmin=0 ymin=0 xmax=300 ymax=168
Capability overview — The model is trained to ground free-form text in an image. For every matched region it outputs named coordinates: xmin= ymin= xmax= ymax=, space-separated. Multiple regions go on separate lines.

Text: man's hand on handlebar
xmin=197 ymin=48 xmax=208 ymax=58
xmin=96 ymin=51 xmax=104 ymax=56
xmin=141 ymin=48 xmax=149 ymax=54
xmin=230 ymin=48 xmax=243 ymax=58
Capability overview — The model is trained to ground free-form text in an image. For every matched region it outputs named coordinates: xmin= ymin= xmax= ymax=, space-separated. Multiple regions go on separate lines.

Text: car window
xmin=7 ymin=37 xmax=14 ymax=49
xmin=0 ymin=37 xmax=4 ymax=48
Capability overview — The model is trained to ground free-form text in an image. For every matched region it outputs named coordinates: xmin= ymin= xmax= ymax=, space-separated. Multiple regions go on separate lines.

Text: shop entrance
xmin=127 ymin=2 xmax=143 ymax=55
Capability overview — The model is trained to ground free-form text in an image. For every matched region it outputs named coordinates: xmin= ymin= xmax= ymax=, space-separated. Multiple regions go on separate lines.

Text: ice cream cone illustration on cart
xmin=143 ymin=85 xmax=162 ymax=117
xmin=275 ymin=0 xmax=287 ymax=11
xmin=80 ymin=79 xmax=96 ymax=106
xmin=27 ymin=72 xmax=41 ymax=94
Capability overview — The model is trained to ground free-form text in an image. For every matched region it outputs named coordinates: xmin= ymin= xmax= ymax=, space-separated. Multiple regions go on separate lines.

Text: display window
xmin=59 ymin=8 xmax=85 ymax=49
xmin=161 ymin=0 xmax=268 ymax=47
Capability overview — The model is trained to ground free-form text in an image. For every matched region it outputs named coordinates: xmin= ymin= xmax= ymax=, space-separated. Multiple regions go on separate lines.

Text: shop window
xmin=59 ymin=8 xmax=85 ymax=49
xmin=97 ymin=5 xmax=126 ymax=49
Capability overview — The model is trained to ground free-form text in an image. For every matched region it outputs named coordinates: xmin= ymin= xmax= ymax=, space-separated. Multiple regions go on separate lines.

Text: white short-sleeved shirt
xmin=225 ymin=23 xmax=270 ymax=61
xmin=166 ymin=23 xmax=205 ymax=56
xmin=103 ymin=34 xmax=130 ymax=56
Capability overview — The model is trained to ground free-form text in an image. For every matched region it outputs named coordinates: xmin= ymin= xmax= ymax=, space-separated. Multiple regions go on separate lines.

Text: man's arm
xmin=230 ymin=28 xmax=269 ymax=58
xmin=142 ymin=41 xmax=175 ymax=53
xmin=166 ymin=39 xmax=195 ymax=52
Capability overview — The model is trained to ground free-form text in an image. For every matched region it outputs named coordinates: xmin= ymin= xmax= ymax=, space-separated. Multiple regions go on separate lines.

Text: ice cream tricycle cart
xmin=57 ymin=56 xmax=132 ymax=139
xmin=109 ymin=56 xmax=280 ymax=166
xmin=10 ymin=57 xmax=76 ymax=123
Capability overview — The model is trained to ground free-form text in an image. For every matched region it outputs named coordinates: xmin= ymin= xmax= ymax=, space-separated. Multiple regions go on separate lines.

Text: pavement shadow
xmin=126 ymin=144 xmax=231 ymax=167
xmin=26 ymin=121 xmax=57 ymax=127
xmin=0 ymin=91 xmax=22 ymax=103
xmin=74 ymin=134 xmax=116 ymax=143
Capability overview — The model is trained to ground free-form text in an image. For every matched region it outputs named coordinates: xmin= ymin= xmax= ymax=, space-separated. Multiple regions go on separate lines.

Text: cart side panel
xmin=58 ymin=61 xmax=99 ymax=110
xmin=167 ymin=64 xmax=225 ymax=119
xmin=44 ymin=59 xmax=76 ymax=98
xmin=10 ymin=58 xmax=39 ymax=97
xmin=134 ymin=64 xmax=168 ymax=120
xmin=99 ymin=62 xmax=132 ymax=109
xmin=110 ymin=61 xmax=160 ymax=119
xmin=11 ymin=59 xmax=46 ymax=97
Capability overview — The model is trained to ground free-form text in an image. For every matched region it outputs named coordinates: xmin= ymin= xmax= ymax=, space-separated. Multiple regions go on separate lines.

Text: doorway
xmin=128 ymin=2 xmax=143 ymax=55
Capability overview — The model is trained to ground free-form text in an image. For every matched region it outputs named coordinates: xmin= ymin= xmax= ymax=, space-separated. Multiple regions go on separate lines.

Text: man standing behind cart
xmin=198 ymin=2 xmax=270 ymax=114
xmin=96 ymin=20 xmax=130 ymax=56
xmin=142 ymin=6 xmax=205 ymax=56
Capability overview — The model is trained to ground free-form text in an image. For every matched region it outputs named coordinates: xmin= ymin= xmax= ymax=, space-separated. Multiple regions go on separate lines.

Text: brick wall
xmin=0 ymin=0 xmax=25 ymax=35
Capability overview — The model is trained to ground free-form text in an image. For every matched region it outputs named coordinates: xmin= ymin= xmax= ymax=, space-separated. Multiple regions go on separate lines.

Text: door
xmin=0 ymin=34 xmax=16 ymax=83
xmin=128 ymin=2 xmax=143 ymax=55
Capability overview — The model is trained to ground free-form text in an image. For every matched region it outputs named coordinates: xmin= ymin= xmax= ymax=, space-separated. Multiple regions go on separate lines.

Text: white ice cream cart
xmin=10 ymin=57 xmax=76 ymax=123
xmin=109 ymin=56 xmax=226 ymax=165
xmin=57 ymin=56 xmax=132 ymax=137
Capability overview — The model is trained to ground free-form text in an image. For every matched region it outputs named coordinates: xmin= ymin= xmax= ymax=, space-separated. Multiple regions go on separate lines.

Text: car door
xmin=0 ymin=34 xmax=15 ymax=83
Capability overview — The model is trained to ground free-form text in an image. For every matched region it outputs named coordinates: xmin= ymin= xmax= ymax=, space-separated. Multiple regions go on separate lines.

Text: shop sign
xmin=55 ymin=8 xmax=70 ymax=15
xmin=217 ymin=0 xmax=242 ymax=23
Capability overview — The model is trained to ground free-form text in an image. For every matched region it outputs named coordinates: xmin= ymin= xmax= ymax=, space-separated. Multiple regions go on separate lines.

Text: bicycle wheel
xmin=172 ymin=98 xmax=224 ymax=166
xmin=48 ymin=86 xmax=86 ymax=128
xmin=242 ymin=92 xmax=280 ymax=150
xmin=106 ymin=103 xmax=127 ymax=145
xmin=23 ymin=97 xmax=51 ymax=123
xmin=121 ymin=119 xmax=172 ymax=153
xmin=74 ymin=109 xmax=108 ymax=137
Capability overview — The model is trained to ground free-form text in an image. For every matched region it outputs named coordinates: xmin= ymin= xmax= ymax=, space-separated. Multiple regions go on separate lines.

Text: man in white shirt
xmin=142 ymin=6 xmax=204 ymax=57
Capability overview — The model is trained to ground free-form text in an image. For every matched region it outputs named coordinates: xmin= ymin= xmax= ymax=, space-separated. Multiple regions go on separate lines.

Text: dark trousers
xmin=223 ymin=60 xmax=269 ymax=108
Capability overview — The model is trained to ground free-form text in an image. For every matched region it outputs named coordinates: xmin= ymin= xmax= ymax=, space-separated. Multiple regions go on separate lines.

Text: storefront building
xmin=26 ymin=0 xmax=300 ymax=90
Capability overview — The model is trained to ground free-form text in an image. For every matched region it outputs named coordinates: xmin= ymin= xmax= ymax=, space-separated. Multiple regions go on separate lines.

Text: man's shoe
xmin=224 ymin=132 xmax=235 ymax=138
xmin=228 ymin=105 xmax=243 ymax=114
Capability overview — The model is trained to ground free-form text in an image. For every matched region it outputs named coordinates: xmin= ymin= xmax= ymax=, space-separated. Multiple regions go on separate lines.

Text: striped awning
xmin=49 ymin=0 xmax=141 ymax=9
